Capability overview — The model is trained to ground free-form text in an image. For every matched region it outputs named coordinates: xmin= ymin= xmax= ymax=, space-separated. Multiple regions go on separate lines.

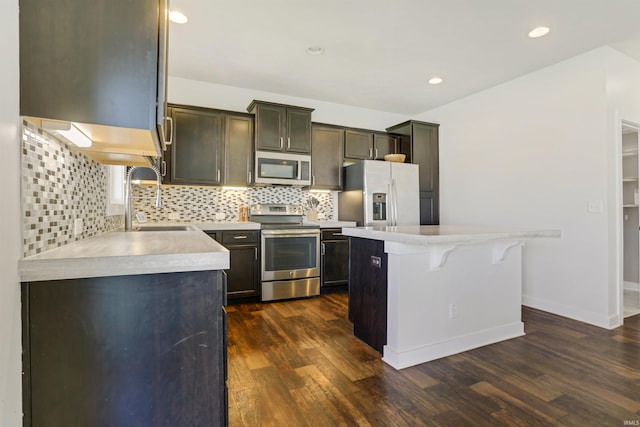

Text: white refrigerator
xmin=338 ymin=160 xmax=419 ymax=226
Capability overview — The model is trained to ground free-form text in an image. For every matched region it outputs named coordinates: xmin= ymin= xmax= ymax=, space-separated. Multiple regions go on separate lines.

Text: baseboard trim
xmin=624 ymin=281 xmax=639 ymax=292
xmin=522 ymin=295 xmax=620 ymax=329
xmin=381 ymin=322 xmax=524 ymax=370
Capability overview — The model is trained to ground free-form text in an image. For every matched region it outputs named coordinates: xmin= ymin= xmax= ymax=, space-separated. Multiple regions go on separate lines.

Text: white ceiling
xmin=167 ymin=0 xmax=640 ymax=116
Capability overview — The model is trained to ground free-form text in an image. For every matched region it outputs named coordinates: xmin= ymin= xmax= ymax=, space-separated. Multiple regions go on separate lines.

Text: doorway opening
xmin=621 ymin=121 xmax=640 ymax=319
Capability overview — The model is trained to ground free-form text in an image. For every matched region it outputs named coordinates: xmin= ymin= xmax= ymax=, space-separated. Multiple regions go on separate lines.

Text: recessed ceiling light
xmin=306 ymin=46 xmax=325 ymax=56
xmin=428 ymin=77 xmax=443 ymax=85
xmin=169 ymin=11 xmax=188 ymax=24
xmin=528 ymin=26 xmax=550 ymax=38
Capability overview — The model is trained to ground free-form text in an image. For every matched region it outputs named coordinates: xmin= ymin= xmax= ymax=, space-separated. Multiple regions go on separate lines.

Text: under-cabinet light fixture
xmin=169 ymin=11 xmax=188 ymax=24
xmin=222 ymin=186 xmax=249 ymax=191
xmin=528 ymin=26 xmax=550 ymax=38
xmin=309 ymin=189 xmax=331 ymax=193
xmin=41 ymin=120 xmax=92 ymax=148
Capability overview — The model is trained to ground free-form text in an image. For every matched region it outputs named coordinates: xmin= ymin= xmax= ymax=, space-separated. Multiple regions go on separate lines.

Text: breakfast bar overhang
xmin=342 ymin=225 xmax=561 ymax=370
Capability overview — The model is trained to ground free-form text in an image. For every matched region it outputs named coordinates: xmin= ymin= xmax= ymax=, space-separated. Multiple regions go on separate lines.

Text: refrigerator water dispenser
xmin=372 ymin=193 xmax=387 ymax=221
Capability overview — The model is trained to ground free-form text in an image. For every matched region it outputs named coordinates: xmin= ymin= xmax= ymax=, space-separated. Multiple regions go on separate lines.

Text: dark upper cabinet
xmin=311 ymin=124 xmax=344 ymax=190
xmin=387 ymin=120 xmax=440 ymax=224
xmin=373 ymin=133 xmax=398 ymax=160
xmin=344 ymin=130 xmax=397 ymax=160
xmin=170 ymin=107 xmax=224 ymax=186
xmin=224 ymin=113 xmax=254 ymax=187
xmin=19 ymin=0 xmax=170 ymax=158
xmin=247 ymin=100 xmax=313 ymax=154
xmin=344 ymin=129 xmax=374 ymax=160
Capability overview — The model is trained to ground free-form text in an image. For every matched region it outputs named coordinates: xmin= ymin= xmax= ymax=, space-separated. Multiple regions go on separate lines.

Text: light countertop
xmin=303 ymin=220 xmax=357 ymax=228
xmin=20 ymin=220 xmax=357 ymax=283
xmin=20 ymin=227 xmax=230 ymax=282
xmin=341 ymin=225 xmax=561 ymax=246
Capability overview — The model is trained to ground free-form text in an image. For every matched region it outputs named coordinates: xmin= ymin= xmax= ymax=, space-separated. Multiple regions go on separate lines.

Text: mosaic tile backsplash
xmin=132 ymin=185 xmax=335 ymax=223
xmin=21 ymin=122 xmax=123 ymax=257
xmin=21 ymin=121 xmax=338 ymax=257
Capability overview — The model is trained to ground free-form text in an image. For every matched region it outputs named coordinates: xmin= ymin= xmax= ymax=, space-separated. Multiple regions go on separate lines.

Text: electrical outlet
xmin=215 ymin=212 xmax=226 ymax=220
xmin=168 ymin=212 xmax=180 ymax=220
xmin=317 ymin=212 xmax=326 ymax=220
xmin=449 ymin=303 xmax=458 ymax=319
xmin=74 ymin=218 xmax=83 ymax=237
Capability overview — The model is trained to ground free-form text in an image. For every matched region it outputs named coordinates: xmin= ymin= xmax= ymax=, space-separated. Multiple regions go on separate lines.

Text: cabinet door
xmin=255 ymin=103 xmax=286 ymax=151
xmin=226 ymin=245 xmax=260 ymax=299
xmin=224 ymin=114 xmax=254 ymax=186
xmin=311 ymin=125 xmax=344 ymax=190
xmin=321 ymin=239 xmax=349 ymax=287
xmin=413 ymin=123 xmax=439 ymax=192
xmin=20 ymin=0 xmax=162 ymax=131
xmin=373 ymin=134 xmax=397 ymax=160
xmin=420 ymin=191 xmax=438 ymax=225
xmin=170 ymin=107 xmax=223 ymax=186
xmin=344 ymin=130 xmax=374 ymax=159
xmin=286 ymin=108 xmax=312 ymax=153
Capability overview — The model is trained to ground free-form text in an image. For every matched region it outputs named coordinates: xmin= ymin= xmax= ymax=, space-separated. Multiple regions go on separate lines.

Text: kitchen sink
xmin=134 ymin=225 xmax=193 ymax=232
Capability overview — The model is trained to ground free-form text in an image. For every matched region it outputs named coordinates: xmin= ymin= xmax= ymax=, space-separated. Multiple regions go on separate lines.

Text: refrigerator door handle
xmin=388 ymin=181 xmax=396 ymax=226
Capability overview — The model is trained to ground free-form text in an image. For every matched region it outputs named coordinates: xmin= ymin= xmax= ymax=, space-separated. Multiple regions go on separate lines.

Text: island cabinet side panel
xmin=22 ymin=270 xmax=227 ymax=427
xmin=348 ymin=237 xmax=388 ymax=353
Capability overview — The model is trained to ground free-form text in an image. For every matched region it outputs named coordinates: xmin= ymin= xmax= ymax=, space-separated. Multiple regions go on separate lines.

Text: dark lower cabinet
xmin=22 ymin=270 xmax=227 ymax=427
xmin=348 ymin=237 xmax=387 ymax=354
xmin=321 ymin=228 xmax=349 ymax=293
xmin=207 ymin=230 xmax=260 ymax=302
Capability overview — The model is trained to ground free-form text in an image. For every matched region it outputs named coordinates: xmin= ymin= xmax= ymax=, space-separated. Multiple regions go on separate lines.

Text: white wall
xmin=0 ymin=0 xmax=22 ymax=425
xmin=168 ymin=77 xmax=406 ymax=131
xmin=412 ymin=48 xmax=624 ymax=328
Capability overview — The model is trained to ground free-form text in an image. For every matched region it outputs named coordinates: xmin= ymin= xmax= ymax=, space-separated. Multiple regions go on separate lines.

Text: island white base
xmin=382 ymin=240 xmax=525 ymax=370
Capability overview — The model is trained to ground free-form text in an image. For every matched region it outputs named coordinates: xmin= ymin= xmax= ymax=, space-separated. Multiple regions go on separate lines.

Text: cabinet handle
xmin=280 ymin=137 xmax=284 ymax=149
xmin=312 ymin=175 xmax=315 ymax=186
xmin=161 ymin=160 xmax=166 ymax=177
xmin=375 ymin=148 xmax=378 ymax=159
xmin=332 ymin=232 xmax=343 ymax=237
xmin=321 ymin=242 xmax=325 ymax=255
xmin=369 ymin=147 xmax=373 ymax=159
xmin=233 ymin=235 xmax=248 ymax=239
xmin=287 ymin=137 xmax=291 ymax=149
xmin=217 ymin=169 xmax=221 ymax=182
xmin=165 ymin=116 xmax=173 ymax=146
xmin=254 ymin=247 xmax=258 ymax=260
xmin=247 ymin=171 xmax=252 ymax=184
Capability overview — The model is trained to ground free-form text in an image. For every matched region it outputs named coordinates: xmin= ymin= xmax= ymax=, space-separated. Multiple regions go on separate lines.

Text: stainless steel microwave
xmin=255 ymin=150 xmax=311 ymax=186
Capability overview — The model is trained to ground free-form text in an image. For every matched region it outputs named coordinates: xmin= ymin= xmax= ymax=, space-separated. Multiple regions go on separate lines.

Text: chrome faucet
xmin=125 ymin=165 xmax=162 ymax=231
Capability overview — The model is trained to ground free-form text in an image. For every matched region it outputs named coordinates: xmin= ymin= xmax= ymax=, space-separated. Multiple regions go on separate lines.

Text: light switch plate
xmin=587 ymin=200 xmax=603 ymax=213
xmin=168 ymin=212 xmax=180 ymax=220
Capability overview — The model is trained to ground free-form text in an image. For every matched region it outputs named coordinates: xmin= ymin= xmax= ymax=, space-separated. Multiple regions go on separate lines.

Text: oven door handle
xmin=261 ymin=229 xmax=320 ymax=237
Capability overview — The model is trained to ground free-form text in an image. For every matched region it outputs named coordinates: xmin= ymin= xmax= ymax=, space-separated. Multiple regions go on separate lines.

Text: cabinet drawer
xmin=221 ymin=230 xmax=259 ymax=245
xmin=321 ymin=228 xmax=347 ymax=241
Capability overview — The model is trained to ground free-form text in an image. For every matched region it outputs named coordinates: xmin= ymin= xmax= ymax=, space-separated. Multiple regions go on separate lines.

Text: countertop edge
xmin=341 ymin=226 xmax=561 ymax=246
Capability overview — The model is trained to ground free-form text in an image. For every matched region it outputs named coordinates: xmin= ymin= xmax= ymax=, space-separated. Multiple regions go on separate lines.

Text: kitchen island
xmin=342 ymin=225 xmax=560 ymax=370
xmin=19 ymin=227 xmax=230 ymax=427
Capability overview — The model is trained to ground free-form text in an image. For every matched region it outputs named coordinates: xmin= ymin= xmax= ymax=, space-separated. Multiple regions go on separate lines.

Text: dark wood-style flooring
xmin=226 ymin=293 xmax=640 ymax=426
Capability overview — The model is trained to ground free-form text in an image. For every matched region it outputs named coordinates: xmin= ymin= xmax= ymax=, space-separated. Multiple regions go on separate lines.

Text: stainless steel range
xmin=250 ymin=204 xmax=320 ymax=302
